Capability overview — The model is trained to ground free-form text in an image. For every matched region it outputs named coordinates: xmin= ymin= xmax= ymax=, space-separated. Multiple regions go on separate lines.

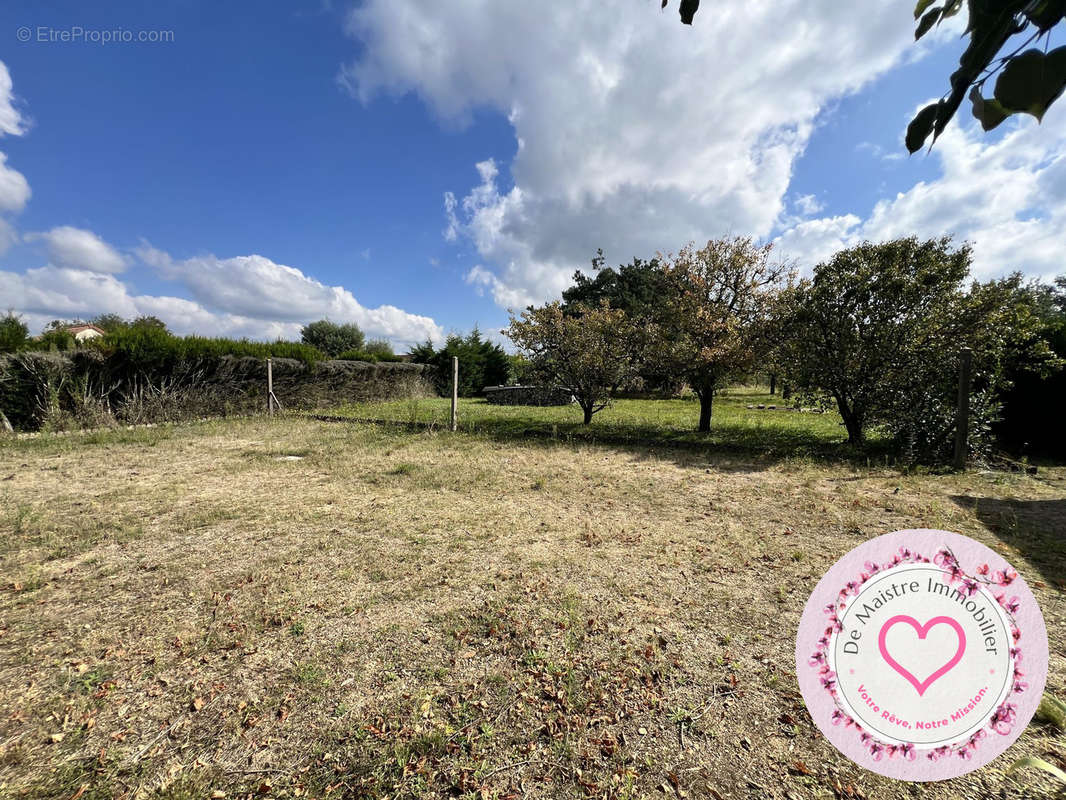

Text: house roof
xmin=66 ymin=324 xmax=106 ymax=335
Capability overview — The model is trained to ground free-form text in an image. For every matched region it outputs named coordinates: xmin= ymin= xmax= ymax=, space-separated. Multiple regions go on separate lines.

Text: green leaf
xmin=906 ymin=102 xmax=940 ymax=153
xmin=969 ymin=85 xmax=1010 ymax=131
xmin=916 ymin=6 xmax=943 ymax=39
xmin=942 ymin=0 xmax=963 ymax=18
xmin=1035 ymin=692 xmax=1066 ymax=731
xmin=679 ymin=0 xmax=699 ymax=24
xmin=994 ymin=47 xmax=1066 ymax=122
xmin=1007 ymin=756 xmax=1066 ymax=786
xmin=914 ymin=0 xmax=937 ymax=19
xmin=1024 ymin=0 xmax=1066 ymax=31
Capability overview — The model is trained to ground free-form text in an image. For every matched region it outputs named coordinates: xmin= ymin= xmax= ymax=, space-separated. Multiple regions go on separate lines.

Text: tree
xmin=0 ymin=312 xmax=29 ymax=353
xmin=88 ymin=314 xmax=169 ymax=334
xmin=300 ymin=319 xmax=365 ymax=357
xmin=779 ymin=238 xmax=972 ymax=445
xmin=563 ymin=251 xmax=680 ymax=394
xmin=665 ymin=1 xmax=1066 ymax=151
xmin=778 ymin=237 xmax=1057 ymax=459
xmin=654 ymin=237 xmax=790 ymax=432
xmin=506 ymin=301 xmax=640 ymax=424
xmin=130 ymin=315 xmax=168 ymax=332
xmin=409 ymin=328 xmax=512 ymax=396
xmin=90 ymin=313 xmax=127 ymax=333
xmin=364 ymin=338 xmax=395 ymax=358
xmin=562 ymin=251 xmax=670 ymax=318
xmin=993 ymin=275 xmax=1066 ymax=456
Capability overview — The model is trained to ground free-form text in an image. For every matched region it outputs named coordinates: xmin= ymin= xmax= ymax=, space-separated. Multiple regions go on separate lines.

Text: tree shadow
xmin=951 ymin=494 xmax=1066 ymax=588
xmin=307 ymin=411 xmax=880 ymax=474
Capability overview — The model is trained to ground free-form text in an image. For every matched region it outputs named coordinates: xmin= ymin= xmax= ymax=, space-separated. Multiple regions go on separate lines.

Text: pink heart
xmin=877 ymin=614 xmax=966 ymax=696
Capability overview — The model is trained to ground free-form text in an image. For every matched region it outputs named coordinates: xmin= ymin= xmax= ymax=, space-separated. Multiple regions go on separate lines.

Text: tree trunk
xmin=782 ymin=382 xmax=791 ymax=401
xmin=835 ymin=397 xmax=864 ymax=444
xmin=769 ymin=373 xmax=776 ymax=395
xmin=582 ymin=403 xmax=594 ymax=425
xmin=697 ymin=390 xmax=714 ymax=432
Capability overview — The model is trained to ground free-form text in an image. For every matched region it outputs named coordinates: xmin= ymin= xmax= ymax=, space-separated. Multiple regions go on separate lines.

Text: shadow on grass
xmin=306 ymin=410 xmax=889 ymax=472
xmin=951 ymin=495 xmax=1066 ymax=588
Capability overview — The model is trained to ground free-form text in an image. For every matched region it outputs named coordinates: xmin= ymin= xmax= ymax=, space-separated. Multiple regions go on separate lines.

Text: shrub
xmin=0 ymin=312 xmax=29 ymax=354
xmin=409 ymin=328 xmax=510 ymax=396
xmin=300 ymin=319 xmax=365 ymax=357
xmin=363 ymin=338 xmax=395 ymax=358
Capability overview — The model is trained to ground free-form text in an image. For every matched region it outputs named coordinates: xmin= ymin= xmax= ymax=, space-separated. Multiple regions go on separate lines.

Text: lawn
xmin=0 ymin=404 xmax=1064 ymax=799
xmin=318 ymin=387 xmax=868 ymax=460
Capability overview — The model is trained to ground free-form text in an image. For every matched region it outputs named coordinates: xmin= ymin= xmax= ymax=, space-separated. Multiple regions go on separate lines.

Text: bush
xmin=0 ymin=312 xmax=29 ymax=353
xmin=410 ymin=328 xmax=511 ymax=396
xmin=300 ymin=319 xmax=365 ymax=357
xmin=90 ymin=326 xmax=323 ymax=370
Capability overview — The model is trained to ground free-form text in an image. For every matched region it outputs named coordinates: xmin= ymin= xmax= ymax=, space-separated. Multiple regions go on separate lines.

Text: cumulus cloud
xmin=341 ymin=0 xmax=925 ymax=307
xmin=0 ymin=62 xmax=27 ymax=138
xmin=2 ymin=245 xmax=446 ymax=346
xmin=4 ymin=231 xmax=443 ymax=345
xmin=0 ymin=153 xmax=30 ymax=213
xmin=160 ymin=251 xmax=444 ymax=344
xmin=0 ymin=63 xmax=29 ymax=218
xmin=0 ymin=264 xmax=298 ymax=339
xmin=25 ymin=225 xmax=128 ymax=273
xmin=775 ymin=110 xmax=1066 ymax=281
xmin=794 ymin=194 xmax=825 ymax=216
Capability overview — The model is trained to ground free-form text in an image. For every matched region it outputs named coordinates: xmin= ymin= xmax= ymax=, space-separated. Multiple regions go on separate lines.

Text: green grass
xmin=317 ymin=386 xmax=874 ymax=459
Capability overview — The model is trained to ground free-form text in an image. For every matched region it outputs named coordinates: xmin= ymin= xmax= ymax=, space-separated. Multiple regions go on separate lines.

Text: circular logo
xmin=796 ymin=529 xmax=1048 ymax=780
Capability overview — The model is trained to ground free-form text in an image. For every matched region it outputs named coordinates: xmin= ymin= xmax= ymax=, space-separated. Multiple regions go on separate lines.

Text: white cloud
xmin=134 ymin=240 xmax=173 ymax=270
xmin=0 ymin=62 xmax=29 ymax=239
xmin=26 ymin=225 xmax=127 ymax=273
xmin=0 ymin=62 xmax=28 ymax=138
xmin=465 ymin=264 xmax=536 ymax=311
xmin=794 ymin=194 xmax=824 ymax=216
xmin=775 ymin=109 xmax=1066 ymax=281
xmin=0 ymin=153 xmax=30 ymax=213
xmin=2 ymin=247 xmax=446 ymax=347
xmin=0 ymin=264 xmax=296 ymax=339
xmin=0 ymin=217 xmax=16 ymax=256
xmin=341 ymin=0 xmax=927 ymax=307
xmin=159 ymin=252 xmax=440 ymax=343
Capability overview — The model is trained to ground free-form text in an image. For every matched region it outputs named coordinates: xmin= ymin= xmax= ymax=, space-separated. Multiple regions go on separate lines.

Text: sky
xmin=0 ymin=1 xmax=1064 ymax=350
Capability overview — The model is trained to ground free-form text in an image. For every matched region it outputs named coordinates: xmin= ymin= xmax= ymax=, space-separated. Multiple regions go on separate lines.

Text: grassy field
xmin=1 ymin=399 xmax=1064 ymax=799
xmin=319 ymin=387 xmax=869 ymax=460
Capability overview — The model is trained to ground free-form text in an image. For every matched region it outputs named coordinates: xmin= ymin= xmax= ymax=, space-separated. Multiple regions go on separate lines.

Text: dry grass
xmin=0 ymin=416 xmax=1064 ymax=799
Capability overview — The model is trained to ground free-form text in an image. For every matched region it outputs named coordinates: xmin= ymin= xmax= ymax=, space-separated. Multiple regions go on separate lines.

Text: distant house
xmin=66 ymin=324 xmax=106 ymax=342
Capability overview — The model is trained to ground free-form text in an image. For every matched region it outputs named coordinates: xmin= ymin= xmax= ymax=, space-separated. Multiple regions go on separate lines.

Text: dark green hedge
xmin=334 ymin=349 xmax=403 ymax=363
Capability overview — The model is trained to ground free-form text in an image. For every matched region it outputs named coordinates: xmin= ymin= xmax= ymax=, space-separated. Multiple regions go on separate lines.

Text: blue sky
xmin=1 ymin=1 xmax=1063 ymax=348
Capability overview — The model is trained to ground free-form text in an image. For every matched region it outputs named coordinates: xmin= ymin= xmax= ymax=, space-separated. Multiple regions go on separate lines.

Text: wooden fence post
xmin=267 ymin=358 xmax=274 ymax=417
xmin=451 ymin=357 xmax=458 ymax=432
xmin=953 ymin=347 xmax=972 ymax=470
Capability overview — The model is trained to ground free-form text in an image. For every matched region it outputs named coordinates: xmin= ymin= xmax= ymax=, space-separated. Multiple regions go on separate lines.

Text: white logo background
xmin=829 ymin=564 xmax=1013 ymax=748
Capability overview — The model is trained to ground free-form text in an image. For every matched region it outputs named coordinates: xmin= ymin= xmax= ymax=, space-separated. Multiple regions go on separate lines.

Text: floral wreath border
xmin=808 ymin=545 xmax=1025 ymax=762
